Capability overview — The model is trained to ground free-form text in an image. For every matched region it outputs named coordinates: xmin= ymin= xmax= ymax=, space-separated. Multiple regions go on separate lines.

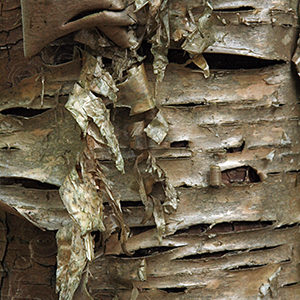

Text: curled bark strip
xmin=134 ymin=152 xmax=154 ymax=224
xmin=117 ymin=63 xmax=155 ymax=115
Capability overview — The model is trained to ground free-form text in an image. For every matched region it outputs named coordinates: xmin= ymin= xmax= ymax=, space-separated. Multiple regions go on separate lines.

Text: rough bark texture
xmin=0 ymin=0 xmax=300 ymax=299
xmin=0 ymin=214 xmax=57 ymax=299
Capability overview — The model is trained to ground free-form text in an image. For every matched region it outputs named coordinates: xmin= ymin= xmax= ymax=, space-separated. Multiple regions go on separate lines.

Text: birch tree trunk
xmin=0 ymin=0 xmax=300 ymax=299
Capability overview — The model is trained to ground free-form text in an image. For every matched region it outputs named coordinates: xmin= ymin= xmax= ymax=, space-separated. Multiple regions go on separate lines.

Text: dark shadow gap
xmin=120 ymin=201 xmax=144 ymax=207
xmin=1 ymin=107 xmax=51 ymax=118
xmin=130 ymin=225 xmax=156 ymax=236
xmin=282 ymin=282 xmax=300 ymax=287
xmin=0 ymin=146 xmax=19 ymax=151
xmin=170 ymin=141 xmax=189 ymax=148
xmin=228 ymin=264 xmax=267 ymax=271
xmin=178 ymin=184 xmax=192 ymax=188
xmin=206 ymin=222 xmax=234 ymax=234
xmin=0 ymin=177 xmax=59 ymax=190
xmin=165 ymin=102 xmax=207 ymax=108
xmin=66 ymin=10 xmax=104 ymax=24
xmin=267 ymin=171 xmax=281 ymax=175
xmin=203 ymin=53 xmax=285 ymax=69
xmin=213 ymin=6 xmax=255 ymax=12
xmin=159 ymin=287 xmax=187 ymax=293
xmin=117 ymin=246 xmax=177 ymax=258
xmin=176 ymin=223 xmax=210 ymax=235
xmin=222 ymin=166 xmax=261 ymax=184
xmin=274 ymin=223 xmax=299 ymax=230
xmin=225 ymin=141 xmax=245 ymax=153
xmin=177 ymin=249 xmax=242 ymax=260
xmin=287 ymin=170 xmax=300 ymax=174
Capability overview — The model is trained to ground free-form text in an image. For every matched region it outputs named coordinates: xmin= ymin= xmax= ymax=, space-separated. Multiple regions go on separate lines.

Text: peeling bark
xmin=0 ymin=0 xmax=300 ymax=298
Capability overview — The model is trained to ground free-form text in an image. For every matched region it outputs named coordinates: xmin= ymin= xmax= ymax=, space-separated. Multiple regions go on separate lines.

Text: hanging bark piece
xmin=59 ymin=158 xmax=105 ymax=247
xmin=145 ymin=153 xmax=178 ymax=214
xmin=134 ymin=152 xmax=154 ymax=224
xmin=74 ymin=29 xmax=144 ymax=81
xmin=65 ymin=54 xmax=124 ymax=172
xmin=58 ymin=52 xmax=132 ymax=299
xmin=149 ymin=0 xmax=170 ymax=85
xmin=80 ymin=55 xmax=118 ymax=104
xmin=56 ymin=223 xmax=89 ymax=300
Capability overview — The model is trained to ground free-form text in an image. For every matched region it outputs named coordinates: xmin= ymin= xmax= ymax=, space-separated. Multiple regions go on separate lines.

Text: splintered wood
xmin=0 ymin=0 xmax=299 ymax=299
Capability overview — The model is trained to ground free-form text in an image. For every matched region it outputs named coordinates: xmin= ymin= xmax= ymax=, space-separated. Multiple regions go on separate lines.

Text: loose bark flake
xmin=56 ymin=223 xmax=90 ymax=300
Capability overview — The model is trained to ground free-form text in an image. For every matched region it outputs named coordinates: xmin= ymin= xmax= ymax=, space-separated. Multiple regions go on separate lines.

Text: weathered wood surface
xmin=0 ymin=212 xmax=58 ymax=299
xmin=88 ymin=225 xmax=300 ymax=299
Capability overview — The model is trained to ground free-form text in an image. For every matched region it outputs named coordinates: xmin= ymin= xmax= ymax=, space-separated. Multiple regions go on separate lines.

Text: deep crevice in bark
xmin=170 ymin=141 xmax=189 ymax=148
xmin=0 ymin=177 xmax=59 ymax=190
xmin=222 ymin=166 xmax=261 ymax=184
xmin=213 ymin=6 xmax=255 ymax=12
xmin=176 ymin=250 xmax=236 ymax=260
xmin=1 ymin=107 xmax=51 ymax=118
xmin=159 ymin=287 xmax=187 ymax=293
xmin=225 ymin=141 xmax=245 ymax=153
xmin=118 ymin=246 xmax=177 ymax=258
xmin=228 ymin=264 xmax=267 ymax=271
xmin=202 ymin=53 xmax=286 ymax=69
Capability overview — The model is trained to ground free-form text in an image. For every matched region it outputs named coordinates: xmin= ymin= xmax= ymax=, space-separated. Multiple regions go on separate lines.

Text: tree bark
xmin=0 ymin=0 xmax=299 ymax=299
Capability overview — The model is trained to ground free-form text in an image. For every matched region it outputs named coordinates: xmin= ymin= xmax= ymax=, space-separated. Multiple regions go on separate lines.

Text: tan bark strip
xmin=2 ymin=171 xmax=297 ymax=231
xmin=147 ymin=63 xmax=295 ymax=107
xmin=106 ymin=223 xmax=300 ymax=256
xmin=89 ymin=263 xmax=299 ymax=298
xmin=89 ymin=244 xmax=292 ymax=284
xmin=0 ymin=186 xmax=71 ymax=230
xmin=1 ymin=63 xmax=295 ymax=112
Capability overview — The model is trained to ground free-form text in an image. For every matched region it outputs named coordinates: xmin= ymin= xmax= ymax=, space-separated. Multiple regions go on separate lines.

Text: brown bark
xmin=0 ymin=0 xmax=300 ymax=299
